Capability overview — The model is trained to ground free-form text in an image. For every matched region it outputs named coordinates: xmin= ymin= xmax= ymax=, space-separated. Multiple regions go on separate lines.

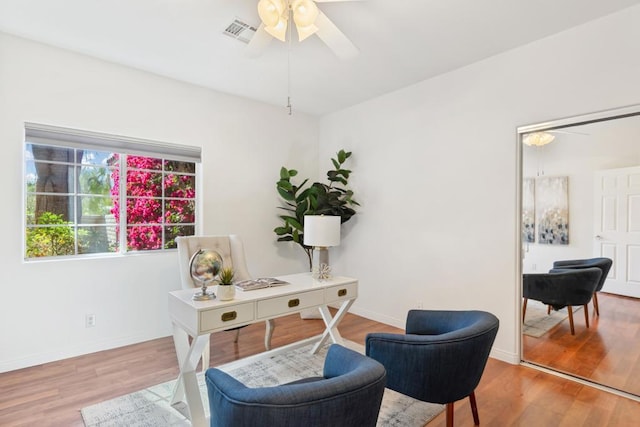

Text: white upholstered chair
xmin=176 ymin=235 xmax=275 ymax=370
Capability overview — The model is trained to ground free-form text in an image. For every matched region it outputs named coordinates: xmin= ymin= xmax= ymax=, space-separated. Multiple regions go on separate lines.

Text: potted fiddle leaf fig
xmin=274 ymin=149 xmax=359 ymax=270
xmin=217 ymin=267 xmax=235 ymax=301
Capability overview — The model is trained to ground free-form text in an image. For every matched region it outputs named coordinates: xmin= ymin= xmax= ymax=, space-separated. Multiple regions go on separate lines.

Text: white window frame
xmin=24 ymin=123 xmax=202 ymax=260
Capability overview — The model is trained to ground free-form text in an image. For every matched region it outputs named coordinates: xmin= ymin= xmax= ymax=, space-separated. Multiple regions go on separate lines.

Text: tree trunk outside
xmin=32 ymin=146 xmax=83 ymax=222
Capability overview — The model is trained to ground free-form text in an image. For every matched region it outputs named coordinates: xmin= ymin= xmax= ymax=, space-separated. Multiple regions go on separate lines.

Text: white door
xmin=594 ymin=166 xmax=640 ymax=297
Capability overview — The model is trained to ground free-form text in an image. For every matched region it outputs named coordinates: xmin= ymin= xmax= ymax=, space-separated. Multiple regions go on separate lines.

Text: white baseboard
xmin=490 ymin=347 xmax=520 ymax=364
xmin=0 ymin=332 xmax=163 ymax=373
xmin=348 ymin=305 xmax=405 ymax=329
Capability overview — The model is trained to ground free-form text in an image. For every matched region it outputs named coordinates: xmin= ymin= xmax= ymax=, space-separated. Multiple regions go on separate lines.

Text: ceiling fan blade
xmin=245 ymin=23 xmax=273 ymax=58
xmin=549 ymin=129 xmax=590 ymax=136
xmin=314 ymin=11 xmax=358 ymax=60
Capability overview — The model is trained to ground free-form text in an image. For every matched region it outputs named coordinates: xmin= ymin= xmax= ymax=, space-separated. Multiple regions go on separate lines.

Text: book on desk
xmin=234 ymin=277 xmax=289 ymax=291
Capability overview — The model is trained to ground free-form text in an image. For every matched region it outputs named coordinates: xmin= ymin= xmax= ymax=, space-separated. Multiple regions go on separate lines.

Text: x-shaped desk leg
xmin=170 ymin=323 xmax=209 ymax=427
xmin=311 ymin=298 xmax=355 ymax=354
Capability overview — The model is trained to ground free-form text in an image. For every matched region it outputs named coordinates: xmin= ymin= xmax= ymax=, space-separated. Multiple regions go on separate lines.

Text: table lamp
xmin=304 ymin=215 xmax=341 ymax=280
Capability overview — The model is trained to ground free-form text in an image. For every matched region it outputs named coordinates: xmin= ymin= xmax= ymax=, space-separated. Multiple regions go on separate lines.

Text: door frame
xmin=515 ymin=104 xmax=640 ymax=399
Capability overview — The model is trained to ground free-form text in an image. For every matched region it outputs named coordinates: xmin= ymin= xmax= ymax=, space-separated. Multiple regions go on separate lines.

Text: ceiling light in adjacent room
xmin=523 ymin=131 xmax=555 ymax=146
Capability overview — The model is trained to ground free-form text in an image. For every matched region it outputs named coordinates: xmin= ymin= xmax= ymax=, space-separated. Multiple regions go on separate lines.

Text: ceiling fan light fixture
xmin=523 ymin=131 xmax=555 ymax=147
xmin=258 ymin=0 xmax=286 ymax=27
xmin=292 ymin=0 xmax=319 ymax=27
xmin=264 ymin=16 xmax=288 ymax=42
xmin=292 ymin=0 xmax=319 ymax=41
xmin=251 ymin=0 xmax=359 ymax=61
xmin=296 ymin=23 xmax=318 ymax=41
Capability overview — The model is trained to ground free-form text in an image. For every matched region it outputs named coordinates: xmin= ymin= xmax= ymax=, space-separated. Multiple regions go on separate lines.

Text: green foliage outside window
xmin=26 ymin=212 xmax=75 ymax=257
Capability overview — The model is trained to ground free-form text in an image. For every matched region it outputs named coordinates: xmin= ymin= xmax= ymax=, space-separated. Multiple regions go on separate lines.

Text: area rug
xmin=523 ymin=300 xmax=582 ymax=337
xmin=81 ymin=339 xmax=443 ymax=427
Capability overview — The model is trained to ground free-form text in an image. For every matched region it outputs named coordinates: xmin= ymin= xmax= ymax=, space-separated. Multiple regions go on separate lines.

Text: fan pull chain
xmin=286 ymin=4 xmax=293 ymax=115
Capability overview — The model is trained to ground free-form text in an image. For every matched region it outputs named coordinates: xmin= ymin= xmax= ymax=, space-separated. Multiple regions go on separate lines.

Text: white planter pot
xmin=217 ymin=284 xmax=236 ymax=301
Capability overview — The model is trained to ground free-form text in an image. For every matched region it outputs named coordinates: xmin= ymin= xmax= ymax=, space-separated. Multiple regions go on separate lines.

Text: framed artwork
xmin=522 ymin=178 xmax=535 ymax=243
xmin=536 ymin=176 xmax=569 ymax=245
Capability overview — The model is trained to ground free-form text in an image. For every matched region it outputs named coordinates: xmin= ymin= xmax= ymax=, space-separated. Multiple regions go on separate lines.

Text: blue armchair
xmin=205 ymin=344 xmax=386 ymax=427
xmin=523 ymin=267 xmax=602 ymax=335
xmin=365 ymin=310 xmax=499 ymax=427
xmin=552 ymin=257 xmax=612 ymax=315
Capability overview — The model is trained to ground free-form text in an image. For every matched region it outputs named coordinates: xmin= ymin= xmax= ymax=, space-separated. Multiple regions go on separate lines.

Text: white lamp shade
xmin=304 ymin=215 xmax=341 ymax=247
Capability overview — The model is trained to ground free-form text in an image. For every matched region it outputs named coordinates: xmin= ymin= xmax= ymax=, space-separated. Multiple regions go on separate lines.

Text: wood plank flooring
xmin=1 ymin=309 xmax=640 ymax=426
xmin=523 ymin=292 xmax=640 ymax=396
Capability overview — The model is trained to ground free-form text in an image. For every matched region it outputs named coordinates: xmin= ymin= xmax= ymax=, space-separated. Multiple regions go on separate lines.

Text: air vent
xmin=223 ymin=18 xmax=258 ymax=44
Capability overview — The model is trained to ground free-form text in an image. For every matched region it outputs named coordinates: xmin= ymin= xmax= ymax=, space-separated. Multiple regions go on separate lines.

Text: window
xmin=24 ymin=123 xmax=200 ymax=260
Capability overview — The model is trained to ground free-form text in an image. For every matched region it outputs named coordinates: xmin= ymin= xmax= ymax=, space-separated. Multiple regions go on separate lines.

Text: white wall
xmin=522 ymin=117 xmax=640 ymax=272
xmin=0 ymin=33 xmax=319 ymax=372
xmin=320 ymin=5 xmax=640 ymax=363
xmin=2 ymin=5 xmax=640 ymax=372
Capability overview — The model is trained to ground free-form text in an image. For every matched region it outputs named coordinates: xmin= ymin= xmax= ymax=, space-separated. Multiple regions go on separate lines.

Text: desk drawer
xmin=325 ymin=282 xmax=357 ymax=304
xmin=200 ymin=303 xmax=254 ymax=332
xmin=257 ymin=289 xmax=324 ymax=318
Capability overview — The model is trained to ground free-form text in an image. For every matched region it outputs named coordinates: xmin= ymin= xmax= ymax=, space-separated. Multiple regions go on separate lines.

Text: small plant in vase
xmin=217 ymin=267 xmax=236 ymax=301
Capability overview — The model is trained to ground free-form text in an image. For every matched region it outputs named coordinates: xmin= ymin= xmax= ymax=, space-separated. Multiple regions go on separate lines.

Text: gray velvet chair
xmin=205 ymin=344 xmax=386 ymax=427
xmin=523 ymin=267 xmax=602 ymax=335
xmin=552 ymin=257 xmax=612 ymax=316
xmin=365 ymin=310 xmax=499 ymax=427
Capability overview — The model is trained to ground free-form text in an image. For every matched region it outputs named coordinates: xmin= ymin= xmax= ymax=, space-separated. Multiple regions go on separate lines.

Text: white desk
xmin=168 ymin=272 xmax=358 ymax=427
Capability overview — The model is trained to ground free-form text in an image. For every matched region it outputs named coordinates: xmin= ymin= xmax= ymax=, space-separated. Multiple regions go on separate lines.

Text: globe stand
xmin=192 ymin=282 xmax=216 ymax=301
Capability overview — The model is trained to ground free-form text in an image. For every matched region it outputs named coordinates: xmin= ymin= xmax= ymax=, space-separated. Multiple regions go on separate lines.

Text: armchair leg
xmin=593 ymin=292 xmax=600 ymax=316
xmin=522 ymin=298 xmax=528 ymax=323
xmin=446 ymin=402 xmax=454 ymax=427
xmin=469 ymin=391 xmax=480 ymax=425
xmin=584 ymin=304 xmax=590 ymax=328
xmin=567 ymin=305 xmax=575 ymax=335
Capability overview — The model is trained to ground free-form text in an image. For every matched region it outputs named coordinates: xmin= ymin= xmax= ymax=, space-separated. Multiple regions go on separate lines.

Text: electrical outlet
xmin=85 ymin=314 xmax=96 ymax=328
xmin=417 ymin=301 xmax=423 ymax=309
xmin=532 ymin=264 xmax=537 ymax=271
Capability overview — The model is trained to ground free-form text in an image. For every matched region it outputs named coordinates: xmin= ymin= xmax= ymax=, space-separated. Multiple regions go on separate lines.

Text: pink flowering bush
xmin=111 ymin=155 xmax=195 ymax=250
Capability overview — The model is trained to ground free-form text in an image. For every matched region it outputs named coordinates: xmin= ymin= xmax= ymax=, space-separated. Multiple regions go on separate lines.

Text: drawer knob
xmin=288 ymin=298 xmax=300 ymax=308
xmin=338 ymin=289 xmax=347 ymax=297
xmin=221 ymin=311 xmax=237 ymax=322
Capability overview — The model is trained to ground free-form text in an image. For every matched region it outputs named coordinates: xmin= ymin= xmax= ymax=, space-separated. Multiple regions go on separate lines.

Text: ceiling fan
xmin=246 ymin=0 xmax=362 ymax=60
xmin=523 ymin=129 xmax=590 ymax=146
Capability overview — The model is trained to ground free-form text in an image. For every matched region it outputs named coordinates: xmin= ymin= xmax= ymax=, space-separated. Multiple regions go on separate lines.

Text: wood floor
xmin=524 ymin=292 xmax=640 ymax=396
xmin=2 ymin=310 xmax=640 ymax=427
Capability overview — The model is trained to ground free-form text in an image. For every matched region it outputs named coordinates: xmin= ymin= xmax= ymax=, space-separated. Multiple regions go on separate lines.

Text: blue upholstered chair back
xmin=205 ymin=344 xmax=386 ymax=427
xmin=552 ymin=257 xmax=612 ymax=293
xmin=365 ymin=310 xmax=499 ymax=405
xmin=523 ymin=267 xmax=602 ymax=308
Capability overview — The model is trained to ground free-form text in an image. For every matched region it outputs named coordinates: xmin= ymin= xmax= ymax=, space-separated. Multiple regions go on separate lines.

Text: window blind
xmin=25 ymin=122 xmax=201 ymax=163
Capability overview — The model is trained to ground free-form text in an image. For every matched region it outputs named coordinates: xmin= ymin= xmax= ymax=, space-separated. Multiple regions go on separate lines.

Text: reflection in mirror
xmin=519 ymin=105 xmax=640 ymax=397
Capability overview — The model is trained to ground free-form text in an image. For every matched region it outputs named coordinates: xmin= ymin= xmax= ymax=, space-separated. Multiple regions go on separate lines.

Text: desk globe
xmin=189 ymin=249 xmax=223 ymax=301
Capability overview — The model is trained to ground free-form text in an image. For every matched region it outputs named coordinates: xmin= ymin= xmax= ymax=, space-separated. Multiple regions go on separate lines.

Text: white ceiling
xmin=1 ymin=0 xmax=639 ymax=116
